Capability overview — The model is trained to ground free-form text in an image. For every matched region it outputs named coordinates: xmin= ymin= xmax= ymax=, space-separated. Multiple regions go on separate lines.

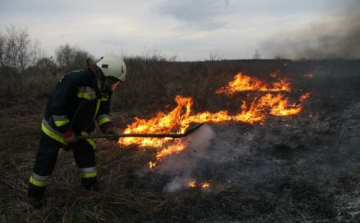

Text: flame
xmin=216 ymin=72 xmax=291 ymax=96
xmin=202 ymin=182 xmax=210 ymax=188
xmin=269 ymin=70 xmax=279 ymax=78
xmin=187 ymin=181 xmax=210 ymax=189
xmin=119 ymin=95 xmax=192 ymax=148
xmin=299 ymin=92 xmax=311 ymax=102
xmin=117 ymin=72 xmax=311 ymax=169
xmin=188 ymin=181 xmax=196 ymax=188
xmin=258 ymin=93 xmax=302 ymax=116
xmin=304 ymin=72 xmax=314 ymax=78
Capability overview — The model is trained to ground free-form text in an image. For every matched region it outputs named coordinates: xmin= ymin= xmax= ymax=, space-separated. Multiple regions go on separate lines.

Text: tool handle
xmin=76 ymin=123 xmax=205 ymax=140
xmin=76 ymin=133 xmax=185 ymax=140
xmin=76 ymin=134 xmax=114 ymax=139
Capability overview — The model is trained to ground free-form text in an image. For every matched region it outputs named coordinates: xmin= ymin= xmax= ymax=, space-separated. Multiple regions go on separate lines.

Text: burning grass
xmin=118 ymin=70 xmax=311 ymax=171
xmin=216 ymin=71 xmax=291 ymax=95
xmin=1 ymin=59 xmax=360 ymax=222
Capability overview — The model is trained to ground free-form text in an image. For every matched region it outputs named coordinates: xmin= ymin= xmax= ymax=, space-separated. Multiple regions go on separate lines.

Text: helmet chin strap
xmin=100 ymin=78 xmax=111 ymax=94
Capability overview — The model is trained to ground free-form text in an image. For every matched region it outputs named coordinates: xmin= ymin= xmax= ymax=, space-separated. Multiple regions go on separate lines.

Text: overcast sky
xmin=1 ymin=0 xmax=358 ymax=61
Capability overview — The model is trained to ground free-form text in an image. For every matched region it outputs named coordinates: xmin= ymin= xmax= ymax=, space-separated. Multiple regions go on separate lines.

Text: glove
xmin=105 ymin=128 xmax=120 ymax=141
xmin=63 ymin=130 xmax=77 ymax=144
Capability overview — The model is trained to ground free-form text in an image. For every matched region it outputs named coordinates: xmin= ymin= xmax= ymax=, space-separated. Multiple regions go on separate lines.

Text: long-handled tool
xmin=76 ymin=123 xmax=205 ymax=140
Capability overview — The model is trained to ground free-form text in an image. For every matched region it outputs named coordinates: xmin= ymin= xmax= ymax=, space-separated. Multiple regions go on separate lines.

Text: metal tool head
xmin=184 ymin=123 xmax=205 ymax=136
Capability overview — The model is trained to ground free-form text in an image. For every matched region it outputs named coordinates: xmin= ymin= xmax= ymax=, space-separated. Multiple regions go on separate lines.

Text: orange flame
xmin=187 ymin=181 xmax=210 ymax=189
xmin=258 ymin=93 xmax=302 ymax=116
xmin=117 ymin=72 xmax=311 ymax=169
xmin=216 ymin=72 xmax=291 ymax=96
xmin=299 ymin=92 xmax=311 ymax=102
xmin=304 ymin=72 xmax=314 ymax=78
xmin=188 ymin=181 xmax=196 ymax=188
xmin=202 ymin=182 xmax=210 ymax=188
xmin=269 ymin=71 xmax=279 ymax=78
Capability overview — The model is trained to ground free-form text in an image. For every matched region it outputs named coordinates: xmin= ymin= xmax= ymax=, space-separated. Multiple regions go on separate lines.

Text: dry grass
xmin=0 ymin=114 xmax=186 ymax=222
xmin=1 ymin=59 xmax=360 ymax=222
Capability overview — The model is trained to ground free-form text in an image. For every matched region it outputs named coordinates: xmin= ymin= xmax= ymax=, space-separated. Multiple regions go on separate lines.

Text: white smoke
xmin=261 ymin=1 xmax=360 ymax=59
xmin=160 ymin=124 xmax=216 ymax=192
xmin=163 ymin=176 xmax=195 ymax=193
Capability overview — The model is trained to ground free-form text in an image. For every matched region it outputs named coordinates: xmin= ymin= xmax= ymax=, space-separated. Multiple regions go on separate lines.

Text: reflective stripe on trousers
xmin=29 ymin=173 xmax=51 ymax=187
xmin=96 ymin=114 xmax=111 ymax=126
xmin=80 ymin=131 xmax=96 ymax=149
xmin=79 ymin=167 xmax=97 ymax=178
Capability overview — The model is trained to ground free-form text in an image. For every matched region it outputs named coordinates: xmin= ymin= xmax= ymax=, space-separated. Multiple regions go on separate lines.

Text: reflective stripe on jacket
xmin=41 ymin=69 xmax=114 ymax=146
xmin=44 ymin=69 xmax=114 ymax=134
xmin=41 ymin=119 xmax=96 ymax=149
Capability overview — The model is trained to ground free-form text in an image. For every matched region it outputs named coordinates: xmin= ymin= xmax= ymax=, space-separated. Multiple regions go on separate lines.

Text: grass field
xmin=1 ymin=59 xmax=360 ymax=222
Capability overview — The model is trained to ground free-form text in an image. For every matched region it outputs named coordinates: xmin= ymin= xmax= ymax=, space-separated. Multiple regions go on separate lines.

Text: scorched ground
xmin=1 ymin=59 xmax=360 ymax=222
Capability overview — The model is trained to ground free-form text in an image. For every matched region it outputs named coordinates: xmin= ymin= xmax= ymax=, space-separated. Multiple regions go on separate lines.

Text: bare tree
xmin=55 ymin=43 xmax=93 ymax=71
xmin=30 ymin=39 xmax=44 ymax=67
xmin=0 ymin=32 xmax=5 ymax=68
xmin=16 ymin=28 xmax=32 ymax=73
xmin=4 ymin=26 xmax=18 ymax=69
xmin=34 ymin=57 xmax=58 ymax=76
xmin=208 ymin=50 xmax=223 ymax=61
xmin=55 ymin=43 xmax=75 ymax=68
xmin=73 ymin=49 xmax=93 ymax=67
xmin=142 ymin=46 xmax=167 ymax=62
xmin=0 ymin=25 xmax=42 ymax=75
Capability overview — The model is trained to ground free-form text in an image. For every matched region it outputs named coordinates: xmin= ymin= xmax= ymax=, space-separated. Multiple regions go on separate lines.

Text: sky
xmin=1 ymin=0 xmax=359 ymax=61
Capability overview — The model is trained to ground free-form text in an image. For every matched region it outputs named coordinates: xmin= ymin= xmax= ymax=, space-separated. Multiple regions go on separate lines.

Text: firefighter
xmin=27 ymin=55 xmax=126 ymax=209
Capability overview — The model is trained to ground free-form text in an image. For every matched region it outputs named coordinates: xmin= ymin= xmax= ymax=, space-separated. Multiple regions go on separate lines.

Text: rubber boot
xmin=28 ymin=183 xmax=45 ymax=209
xmin=82 ymin=177 xmax=101 ymax=191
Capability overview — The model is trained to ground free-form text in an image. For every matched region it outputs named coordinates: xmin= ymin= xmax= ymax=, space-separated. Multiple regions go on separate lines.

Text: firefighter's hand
xmin=63 ymin=131 xmax=77 ymax=144
xmin=105 ymin=128 xmax=120 ymax=141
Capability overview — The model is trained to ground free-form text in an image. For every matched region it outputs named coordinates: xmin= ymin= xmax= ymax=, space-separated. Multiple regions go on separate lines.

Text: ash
xmin=138 ymin=71 xmax=360 ymax=221
xmin=142 ymin=100 xmax=360 ymax=192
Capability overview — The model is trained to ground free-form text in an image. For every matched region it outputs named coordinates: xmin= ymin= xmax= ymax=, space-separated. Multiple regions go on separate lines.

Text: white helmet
xmin=97 ymin=55 xmax=127 ymax=82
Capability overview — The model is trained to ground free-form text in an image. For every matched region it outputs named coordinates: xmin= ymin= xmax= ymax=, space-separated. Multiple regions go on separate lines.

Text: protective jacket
xmin=28 ymin=66 xmax=119 ymax=208
xmin=41 ymin=69 xmax=114 ymax=147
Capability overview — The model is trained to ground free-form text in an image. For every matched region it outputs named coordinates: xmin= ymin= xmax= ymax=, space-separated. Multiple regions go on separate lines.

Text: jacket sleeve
xmin=95 ymin=93 xmax=115 ymax=133
xmin=50 ymin=74 xmax=78 ymax=133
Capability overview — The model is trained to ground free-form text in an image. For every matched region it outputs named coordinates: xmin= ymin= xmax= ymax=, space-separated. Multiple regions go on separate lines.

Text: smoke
xmin=147 ymin=123 xmax=257 ymax=193
xmin=142 ymin=122 xmax=278 ymax=193
xmin=261 ymin=1 xmax=360 ymax=59
xmin=158 ymin=122 xmax=286 ymax=193
xmin=153 ymin=124 xmax=216 ymax=192
xmin=140 ymin=112 xmax=360 ymax=193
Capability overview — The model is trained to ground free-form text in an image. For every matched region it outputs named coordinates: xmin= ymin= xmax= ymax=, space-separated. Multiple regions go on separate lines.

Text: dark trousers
xmin=28 ymin=131 xmax=97 ymax=200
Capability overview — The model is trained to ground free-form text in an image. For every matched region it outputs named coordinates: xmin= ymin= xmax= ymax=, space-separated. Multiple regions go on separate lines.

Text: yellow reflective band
xmin=29 ymin=176 xmax=49 ymax=187
xmin=86 ymin=138 xmax=96 ymax=149
xmin=92 ymin=97 xmax=108 ymax=123
xmin=100 ymin=97 xmax=108 ymax=102
xmin=92 ymin=99 xmax=101 ymax=122
xmin=81 ymin=171 xmax=97 ymax=178
xmin=80 ymin=131 xmax=96 ymax=149
xmin=54 ymin=119 xmax=70 ymax=127
xmin=78 ymin=87 xmax=96 ymax=99
xmin=77 ymin=92 xmax=94 ymax=100
xmin=97 ymin=117 xmax=111 ymax=126
xmin=42 ymin=122 xmax=66 ymax=144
